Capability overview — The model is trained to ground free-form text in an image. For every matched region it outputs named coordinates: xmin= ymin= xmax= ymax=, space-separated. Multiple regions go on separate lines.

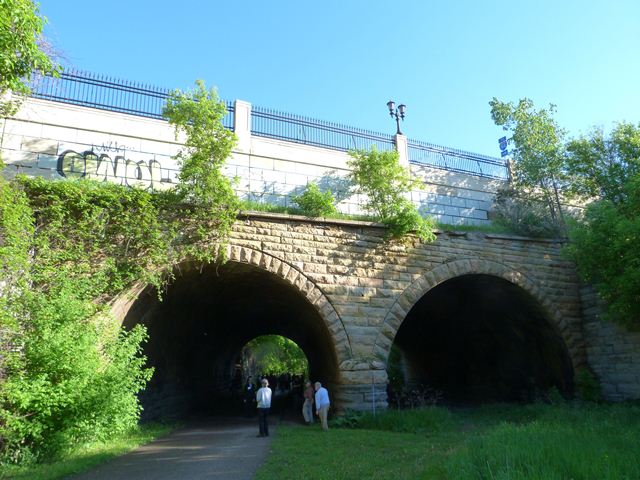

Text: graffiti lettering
xmin=91 ymin=141 xmax=132 ymax=153
xmin=57 ymin=150 xmax=173 ymax=190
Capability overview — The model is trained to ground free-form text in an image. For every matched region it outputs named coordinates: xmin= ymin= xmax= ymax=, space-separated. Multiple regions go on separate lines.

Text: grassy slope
xmin=0 ymin=423 xmax=175 ymax=480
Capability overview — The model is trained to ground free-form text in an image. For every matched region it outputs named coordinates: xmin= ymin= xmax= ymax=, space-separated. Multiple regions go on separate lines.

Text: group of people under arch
xmin=242 ymin=375 xmax=331 ymax=436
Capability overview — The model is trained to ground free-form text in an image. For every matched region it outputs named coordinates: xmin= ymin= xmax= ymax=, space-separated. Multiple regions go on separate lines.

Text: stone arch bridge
xmin=112 ymin=212 xmax=590 ymax=415
xmin=3 ymin=74 xmax=639 ymax=411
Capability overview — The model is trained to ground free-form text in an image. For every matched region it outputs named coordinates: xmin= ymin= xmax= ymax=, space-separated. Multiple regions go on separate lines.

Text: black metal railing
xmin=251 ymin=105 xmax=396 ymax=152
xmin=408 ymin=139 xmax=508 ymax=179
xmin=27 ymin=70 xmax=507 ymax=179
xmin=28 ymin=69 xmax=235 ymax=129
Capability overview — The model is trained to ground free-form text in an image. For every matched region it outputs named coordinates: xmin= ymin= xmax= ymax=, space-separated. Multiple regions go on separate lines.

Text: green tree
xmin=0 ymin=175 xmax=33 ymax=384
xmin=292 ymin=182 xmax=337 ymax=217
xmin=490 ymin=98 xmax=568 ymax=232
xmin=163 ymin=80 xmax=240 ymax=262
xmin=347 ymin=147 xmax=435 ymax=241
xmin=0 ymin=0 xmax=59 ymax=115
xmin=243 ymin=336 xmax=308 ymax=376
xmin=563 ymin=123 xmax=640 ymax=329
xmin=491 ymin=96 xmax=640 ymax=328
xmin=565 ymin=122 xmax=640 ymax=203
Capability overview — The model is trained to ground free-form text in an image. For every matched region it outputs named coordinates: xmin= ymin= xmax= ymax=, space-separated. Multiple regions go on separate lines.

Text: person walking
xmin=256 ymin=378 xmax=272 ymax=437
xmin=314 ymin=381 xmax=330 ymax=431
xmin=302 ymin=381 xmax=315 ymax=424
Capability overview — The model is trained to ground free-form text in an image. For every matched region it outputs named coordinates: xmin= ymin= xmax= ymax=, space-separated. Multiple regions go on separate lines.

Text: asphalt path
xmin=70 ymin=417 xmax=273 ymax=480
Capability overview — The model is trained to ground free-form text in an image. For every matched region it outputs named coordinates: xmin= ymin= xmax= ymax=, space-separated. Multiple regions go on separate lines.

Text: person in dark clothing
xmin=243 ymin=376 xmax=255 ymax=417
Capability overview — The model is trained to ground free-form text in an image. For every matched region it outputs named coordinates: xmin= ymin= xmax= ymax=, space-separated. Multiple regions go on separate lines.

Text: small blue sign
xmin=500 ymin=150 xmax=509 ymax=158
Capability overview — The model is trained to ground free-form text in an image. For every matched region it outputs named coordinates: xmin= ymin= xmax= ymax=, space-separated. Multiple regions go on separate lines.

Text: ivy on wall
xmin=0 ymin=81 xmax=239 ymax=463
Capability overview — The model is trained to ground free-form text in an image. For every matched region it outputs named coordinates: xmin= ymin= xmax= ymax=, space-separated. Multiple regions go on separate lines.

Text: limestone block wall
xmin=580 ymin=286 xmax=640 ymax=401
xmin=225 ymin=214 xmax=589 ymax=410
xmin=411 ymin=164 xmax=502 ymax=226
xmin=1 ymin=97 xmax=505 ymax=225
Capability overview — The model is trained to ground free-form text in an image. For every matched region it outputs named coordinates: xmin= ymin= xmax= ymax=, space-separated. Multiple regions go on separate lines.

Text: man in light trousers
xmin=314 ymin=381 xmax=330 ymax=431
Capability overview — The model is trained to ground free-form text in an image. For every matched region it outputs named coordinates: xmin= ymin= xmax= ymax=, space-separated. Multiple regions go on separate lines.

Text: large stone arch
xmin=111 ymin=243 xmax=353 ymax=366
xmin=109 ymin=243 xmax=359 ymax=416
xmin=224 ymin=244 xmax=353 ymax=363
xmin=373 ymin=258 xmax=582 ymax=368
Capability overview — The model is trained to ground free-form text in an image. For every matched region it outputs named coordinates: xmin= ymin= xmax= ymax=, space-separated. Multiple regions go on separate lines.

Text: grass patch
xmin=256 ymin=403 xmax=640 ymax=479
xmin=240 ymin=200 xmax=302 ymax=215
xmin=336 ymin=406 xmax=458 ymax=434
xmin=0 ymin=422 xmax=176 ymax=480
xmin=239 ymin=200 xmax=378 ymax=222
xmin=255 ymin=426 xmax=458 ymax=480
xmin=436 ymin=222 xmax=518 ymax=235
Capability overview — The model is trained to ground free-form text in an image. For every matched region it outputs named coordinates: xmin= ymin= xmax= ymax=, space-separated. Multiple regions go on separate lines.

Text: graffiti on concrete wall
xmin=56 ymin=143 xmax=177 ymax=190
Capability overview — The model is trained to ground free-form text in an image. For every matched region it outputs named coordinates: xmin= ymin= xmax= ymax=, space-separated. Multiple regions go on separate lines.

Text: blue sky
xmin=40 ymin=0 xmax=639 ymax=157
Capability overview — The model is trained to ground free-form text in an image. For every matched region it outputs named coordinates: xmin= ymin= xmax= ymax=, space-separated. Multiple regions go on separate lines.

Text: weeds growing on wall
xmin=163 ymin=79 xmax=240 ymax=263
xmin=492 ymin=186 xmax=564 ymax=238
xmin=291 ymin=182 xmax=337 ymax=217
xmin=348 ymin=148 xmax=436 ymax=242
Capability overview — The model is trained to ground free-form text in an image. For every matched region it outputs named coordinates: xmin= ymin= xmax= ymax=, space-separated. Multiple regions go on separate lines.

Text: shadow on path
xmin=70 ymin=417 xmax=274 ymax=480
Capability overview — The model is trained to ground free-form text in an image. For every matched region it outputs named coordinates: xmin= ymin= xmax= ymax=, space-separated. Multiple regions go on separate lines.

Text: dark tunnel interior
xmin=390 ymin=274 xmax=574 ymax=404
xmin=122 ymin=261 xmax=338 ymax=420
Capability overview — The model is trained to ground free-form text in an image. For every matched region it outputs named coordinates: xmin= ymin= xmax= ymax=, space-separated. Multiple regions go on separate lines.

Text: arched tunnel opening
xmin=389 ymin=274 xmax=574 ymax=405
xmin=122 ymin=261 xmax=339 ymax=420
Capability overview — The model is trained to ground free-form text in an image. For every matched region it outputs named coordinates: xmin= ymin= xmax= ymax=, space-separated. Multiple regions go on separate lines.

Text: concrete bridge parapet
xmin=2 ymin=97 xmax=503 ymax=226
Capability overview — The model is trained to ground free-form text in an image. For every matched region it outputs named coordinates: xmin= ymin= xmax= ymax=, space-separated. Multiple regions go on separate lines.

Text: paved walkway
xmin=70 ymin=417 xmax=273 ymax=480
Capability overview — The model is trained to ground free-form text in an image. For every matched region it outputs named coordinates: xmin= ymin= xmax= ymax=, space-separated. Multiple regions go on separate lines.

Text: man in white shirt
xmin=256 ymin=378 xmax=272 ymax=437
xmin=314 ymin=381 xmax=330 ymax=431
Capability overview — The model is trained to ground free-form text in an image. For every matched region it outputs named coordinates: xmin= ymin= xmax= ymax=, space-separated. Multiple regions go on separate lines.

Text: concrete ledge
xmin=237 ymin=210 xmax=569 ymax=246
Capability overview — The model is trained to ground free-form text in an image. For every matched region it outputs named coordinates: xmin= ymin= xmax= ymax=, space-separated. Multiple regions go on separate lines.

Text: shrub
xmin=492 ymin=186 xmax=564 ymax=238
xmin=575 ymin=368 xmax=603 ymax=403
xmin=291 ymin=182 xmax=337 ymax=217
xmin=0 ymin=179 xmax=155 ymax=463
xmin=348 ymin=147 xmax=435 ymax=241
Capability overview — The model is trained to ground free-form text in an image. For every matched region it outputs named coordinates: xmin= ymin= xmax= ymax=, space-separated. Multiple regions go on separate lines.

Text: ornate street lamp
xmin=386 ymin=100 xmax=406 ymax=135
